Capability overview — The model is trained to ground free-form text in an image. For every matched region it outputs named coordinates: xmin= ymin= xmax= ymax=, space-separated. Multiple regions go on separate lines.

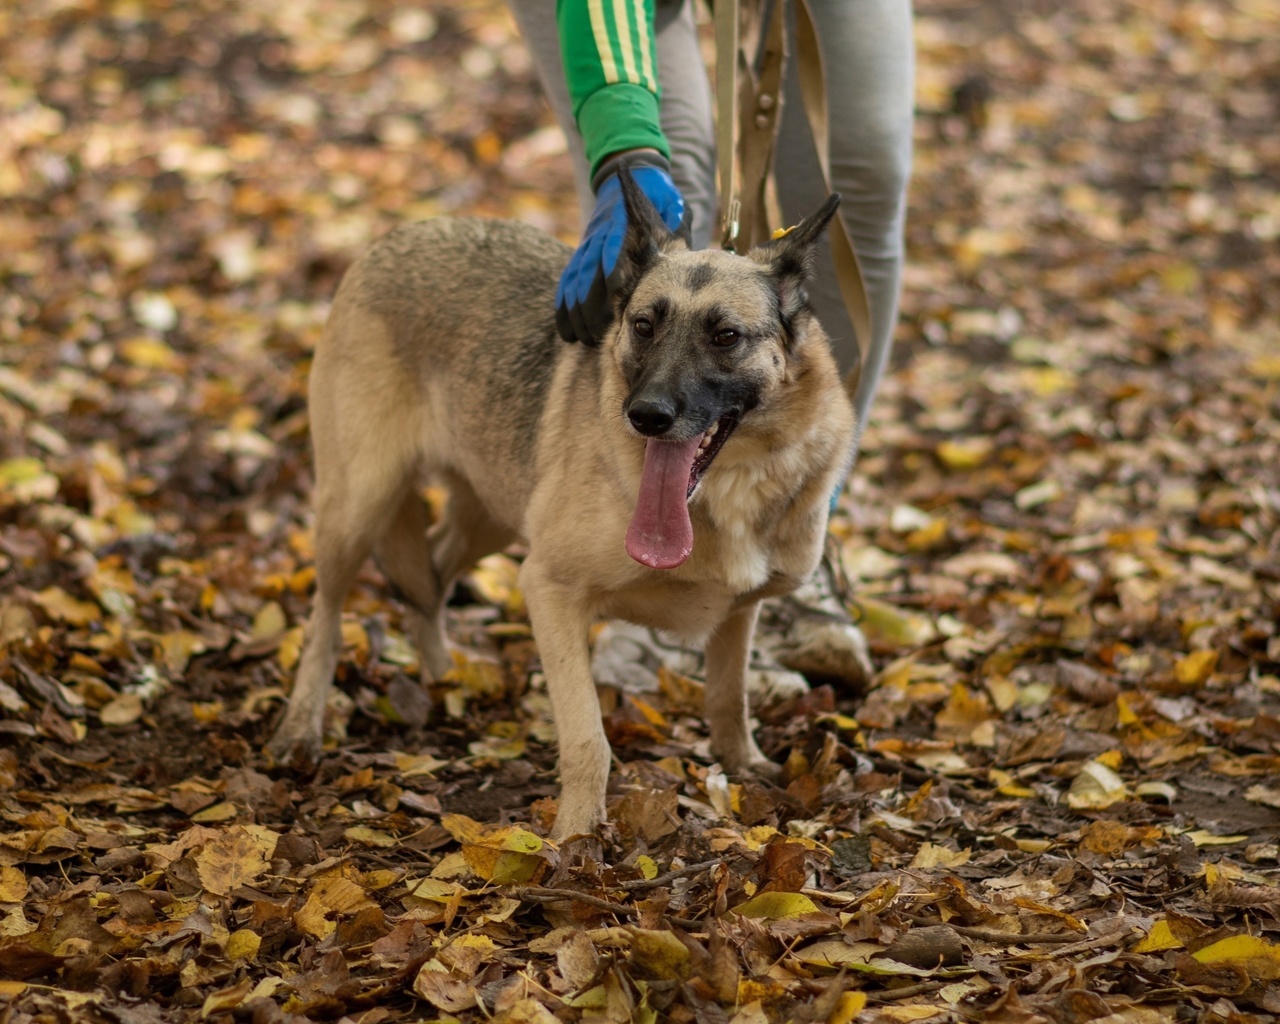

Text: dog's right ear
xmin=610 ymin=166 xmax=678 ymax=304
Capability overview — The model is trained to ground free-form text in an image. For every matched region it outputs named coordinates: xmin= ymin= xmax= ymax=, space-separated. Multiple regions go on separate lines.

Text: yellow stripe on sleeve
xmin=588 ymin=0 xmax=620 ymax=84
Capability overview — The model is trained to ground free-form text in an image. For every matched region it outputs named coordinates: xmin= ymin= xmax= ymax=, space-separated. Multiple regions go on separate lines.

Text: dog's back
xmin=313 ymin=218 xmax=572 ymax=532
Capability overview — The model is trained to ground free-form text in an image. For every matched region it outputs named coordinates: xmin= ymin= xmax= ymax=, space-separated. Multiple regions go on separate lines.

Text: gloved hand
xmin=556 ymin=153 xmax=687 ymax=344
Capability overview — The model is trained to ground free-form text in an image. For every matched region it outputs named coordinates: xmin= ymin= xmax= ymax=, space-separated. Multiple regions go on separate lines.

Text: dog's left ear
xmin=749 ymin=193 xmax=842 ymax=322
xmin=611 ymin=167 xmax=679 ymax=303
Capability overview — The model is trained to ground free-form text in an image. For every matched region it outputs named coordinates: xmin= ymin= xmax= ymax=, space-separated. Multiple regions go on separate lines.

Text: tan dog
xmin=269 ymin=175 xmax=855 ymax=838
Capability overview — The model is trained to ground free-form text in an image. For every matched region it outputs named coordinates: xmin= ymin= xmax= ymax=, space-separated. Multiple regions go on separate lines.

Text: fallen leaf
xmin=195 ymin=825 xmax=278 ymax=896
xmin=733 ymin=891 xmax=819 ymax=920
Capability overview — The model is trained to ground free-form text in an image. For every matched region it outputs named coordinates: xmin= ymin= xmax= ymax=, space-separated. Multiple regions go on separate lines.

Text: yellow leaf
xmin=0 ymin=982 xmax=26 ymax=998
xmin=934 ymin=684 xmax=992 ymax=740
xmin=456 ymin=825 xmax=545 ymax=884
xmin=909 ymin=843 xmax=971 ymax=870
xmin=1159 ymin=261 xmax=1200 ymax=296
xmin=733 ymin=891 xmax=819 ymax=920
xmin=251 ymin=601 xmax=286 ymax=640
xmin=468 ymin=730 xmax=528 ymax=761
xmin=0 ymin=865 xmax=28 ymax=902
xmin=793 ymin=940 xmax=936 ymax=977
xmin=406 ymin=877 xmax=462 ymax=902
xmin=34 ymin=586 xmax=101 ymax=626
xmin=984 ymin=675 xmax=1018 ymax=713
xmin=1184 ymin=830 xmax=1249 ymax=847
xmin=341 ymin=620 xmax=368 ymax=657
xmin=450 ymin=933 xmax=499 ymax=955
xmin=440 ymin=813 xmax=486 ymax=844
xmin=829 ymin=991 xmax=867 ymax=1024
xmin=1192 ymin=934 xmax=1280 ymax=980
xmin=462 ymin=844 xmax=542 ymax=885
xmin=988 ymin=769 xmax=1036 ymax=799
xmin=156 ymin=631 xmax=207 ymax=676
xmin=195 ymin=825 xmax=278 ymax=896
xmin=936 ymin=437 xmax=993 ymax=470
xmin=874 ymin=1008 xmax=943 ymax=1023
xmin=1249 ymin=355 xmax=1280 ymax=379
xmin=905 ymin=517 xmax=949 ymax=552
xmin=393 ymin=751 xmax=449 ymax=777
xmin=201 ymin=978 xmax=253 ymax=1018
xmin=954 ymin=227 xmax=1021 ymax=271
xmin=1095 ymin=749 xmax=1124 ymax=770
xmin=191 ymin=801 xmax=239 ymax=823
xmin=629 ymin=695 xmax=669 ymax=729
xmin=566 ymin=985 xmax=608 ymax=1009
xmin=296 ymin=873 xmax=376 ymax=939
xmin=100 ymin=693 xmax=144 ymax=727
xmin=1116 ymin=694 xmax=1139 ymax=726
xmin=277 ymin=626 xmax=304 ymax=671
xmin=0 ymin=457 xmax=58 ymax=504
xmin=853 ymin=597 xmax=936 ymax=649
xmin=430 ymin=851 xmax=472 ymax=880
xmin=467 ymin=554 xmax=526 ymax=618
xmin=226 ymin=928 xmax=261 ymax=960
xmin=443 ymin=650 xmax=506 ymax=701
xmin=343 ymin=826 xmax=398 ymax=848
xmin=743 ymin=825 xmax=780 ymax=851
xmin=120 ymin=336 xmax=183 ymax=371
xmin=1066 ymin=760 xmax=1129 ymax=810
xmin=637 ymin=855 xmax=659 ymax=880
xmin=361 ymin=869 xmax=400 ymax=890
xmin=629 ymin=928 xmax=691 ymax=979
xmin=1134 ymin=919 xmax=1182 ymax=953
xmin=1174 ymin=649 xmax=1218 ymax=686
xmin=1019 ymin=366 xmax=1074 ymax=397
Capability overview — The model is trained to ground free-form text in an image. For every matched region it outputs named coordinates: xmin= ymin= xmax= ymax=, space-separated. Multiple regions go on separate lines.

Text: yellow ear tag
xmin=771 ymin=225 xmax=798 ymax=239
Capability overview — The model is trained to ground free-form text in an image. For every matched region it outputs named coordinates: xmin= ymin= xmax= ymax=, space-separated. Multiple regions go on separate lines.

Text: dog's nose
xmin=627 ymin=397 xmax=676 ymax=437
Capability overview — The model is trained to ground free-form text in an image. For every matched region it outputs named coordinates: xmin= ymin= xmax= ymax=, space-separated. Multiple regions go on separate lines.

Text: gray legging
xmin=508 ymin=0 xmax=914 ymax=445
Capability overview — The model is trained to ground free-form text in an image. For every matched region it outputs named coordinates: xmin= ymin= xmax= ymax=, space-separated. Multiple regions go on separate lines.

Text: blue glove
xmin=556 ymin=154 xmax=687 ymax=345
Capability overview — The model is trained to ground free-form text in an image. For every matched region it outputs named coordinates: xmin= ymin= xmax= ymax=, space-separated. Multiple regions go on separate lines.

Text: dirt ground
xmin=0 ymin=0 xmax=1278 ymax=1022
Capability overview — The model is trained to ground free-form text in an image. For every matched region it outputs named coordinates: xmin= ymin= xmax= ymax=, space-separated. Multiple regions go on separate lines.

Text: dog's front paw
xmin=549 ymin=797 xmax=607 ymax=842
xmin=266 ymin=713 xmax=324 ymax=764
xmin=715 ymin=742 xmax=784 ymax=785
xmin=731 ymin=753 xmax=784 ymax=786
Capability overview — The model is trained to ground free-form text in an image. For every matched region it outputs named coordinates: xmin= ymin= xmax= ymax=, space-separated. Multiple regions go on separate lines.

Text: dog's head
xmin=606 ymin=169 xmax=842 ymax=568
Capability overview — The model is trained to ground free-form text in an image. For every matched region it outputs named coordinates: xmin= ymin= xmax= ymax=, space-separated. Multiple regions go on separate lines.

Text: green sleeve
xmin=556 ymin=0 xmax=670 ymax=179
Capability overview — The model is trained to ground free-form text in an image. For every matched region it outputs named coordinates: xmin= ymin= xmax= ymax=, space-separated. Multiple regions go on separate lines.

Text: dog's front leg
xmin=705 ymin=600 xmax=780 ymax=780
xmin=521 ymin=560 xmax=610 ymax=839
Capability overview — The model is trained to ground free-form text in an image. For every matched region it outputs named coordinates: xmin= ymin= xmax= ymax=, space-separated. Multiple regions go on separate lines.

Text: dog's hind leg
xmin=374 ymin=491 xmax=453 ymax=683
xmin=378 ymin=474 xmax=516 ymax=683
xmin=705 ymin=601 xmax=782 ymax=780
xmin=269 ymin=451 xmax=410 ymax=759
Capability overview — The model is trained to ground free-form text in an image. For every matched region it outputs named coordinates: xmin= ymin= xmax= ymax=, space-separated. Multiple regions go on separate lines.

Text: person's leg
xmin=507 ymin=0 xmax=595 ymax=223
xmin=508 ymin=0 xmax=717 ymax=248
xmin=652 ymin=0 xmax=717 ymax=249
xmin=774 ymin=0 xmax=915 ymax=444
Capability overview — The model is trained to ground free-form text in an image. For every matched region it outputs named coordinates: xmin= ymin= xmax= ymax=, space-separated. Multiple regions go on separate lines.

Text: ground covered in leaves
xmin=2 ymin=0 xmax=1279 ymax=1021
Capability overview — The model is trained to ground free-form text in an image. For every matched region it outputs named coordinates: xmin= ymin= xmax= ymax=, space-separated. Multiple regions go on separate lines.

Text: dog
xmin=268 ymin=173 xmax=855 ymax=838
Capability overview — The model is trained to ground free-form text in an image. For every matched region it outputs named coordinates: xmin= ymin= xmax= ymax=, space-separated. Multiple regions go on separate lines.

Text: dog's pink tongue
xmin=626 ymin=437 xmax=700 ymax=569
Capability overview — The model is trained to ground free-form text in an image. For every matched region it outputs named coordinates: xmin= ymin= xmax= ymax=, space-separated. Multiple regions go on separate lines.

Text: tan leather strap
xmin=714 ymin=0 xmax=740 ymax=249
xmin=793 ymin=0 xmax=872 ymax=401
xmin=714 ymin=0 xmax=870 ymax=401
xmin=736 ymin=0 xmax=785 ymax=249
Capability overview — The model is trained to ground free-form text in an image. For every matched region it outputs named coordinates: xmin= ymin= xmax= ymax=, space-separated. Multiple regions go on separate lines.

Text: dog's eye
xmin=712 ymin=328 xmax=740 ymax=347
xmin=633 ymin=318 xmax=654 ymax=339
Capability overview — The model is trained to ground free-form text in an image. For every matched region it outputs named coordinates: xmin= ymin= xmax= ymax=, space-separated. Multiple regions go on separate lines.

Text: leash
xmin=714 ymin=0 xmax=873 ymax=404
xmin=714 ymin=0 xmax=741 ymax=251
